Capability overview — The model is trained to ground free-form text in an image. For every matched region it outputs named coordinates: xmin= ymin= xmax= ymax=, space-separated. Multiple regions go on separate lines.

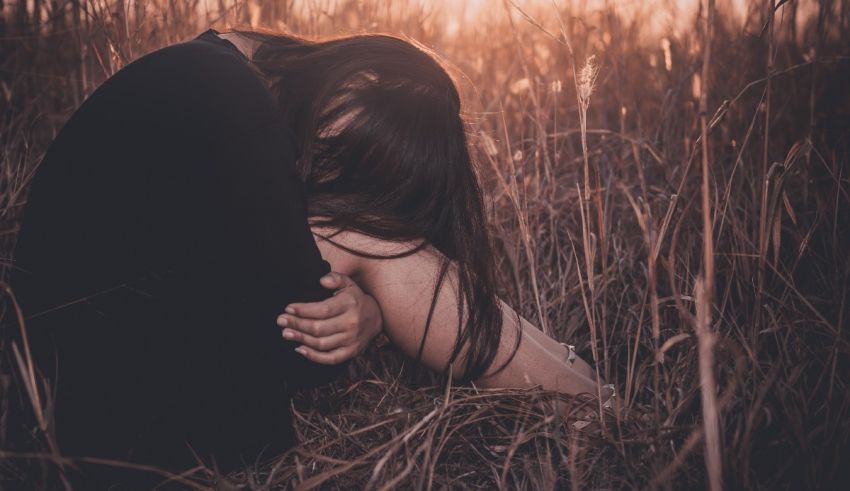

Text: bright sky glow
xmin=275 ymin=0 xmax=753 ymax=38
xmin=199 ymin=0 xmax=818 ymax=45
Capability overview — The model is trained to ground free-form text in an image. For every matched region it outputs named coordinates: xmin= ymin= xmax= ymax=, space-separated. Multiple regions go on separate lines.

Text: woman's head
xmin=236 ymin=29 xmax=520 ymax=381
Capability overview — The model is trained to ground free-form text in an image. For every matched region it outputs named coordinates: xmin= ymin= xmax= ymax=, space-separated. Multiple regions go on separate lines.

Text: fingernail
xmin=285 ymin=306 xmax=295 ymax=314
xmin=277 ymin=316 xmax=288 ymax=327
xmin=295 ymin=347 xmax=306 ymax=356
xmin=282 ymin=329 xmax=294 ymax=340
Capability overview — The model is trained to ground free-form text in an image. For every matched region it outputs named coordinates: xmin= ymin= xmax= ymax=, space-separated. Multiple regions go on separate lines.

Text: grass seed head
xmin=577 ymin=54 xmax=599 ymax=107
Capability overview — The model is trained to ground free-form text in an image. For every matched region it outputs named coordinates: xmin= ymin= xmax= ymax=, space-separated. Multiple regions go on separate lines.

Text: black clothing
xmin=7 ymin=30 xmax=346 ymax=486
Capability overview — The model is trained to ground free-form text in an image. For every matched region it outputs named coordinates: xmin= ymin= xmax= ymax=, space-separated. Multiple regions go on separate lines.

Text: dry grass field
xmin=1 ymin=0 xmax=849 ymax=489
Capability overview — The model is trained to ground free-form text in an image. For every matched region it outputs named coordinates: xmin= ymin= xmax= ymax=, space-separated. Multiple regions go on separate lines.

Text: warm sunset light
xmin=2 ymin=0 xmax=848 ymax=489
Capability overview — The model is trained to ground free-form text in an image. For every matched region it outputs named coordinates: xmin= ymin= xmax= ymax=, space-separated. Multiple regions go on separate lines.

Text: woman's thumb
xmin=321 ymin=271 xmax=354 ymax=289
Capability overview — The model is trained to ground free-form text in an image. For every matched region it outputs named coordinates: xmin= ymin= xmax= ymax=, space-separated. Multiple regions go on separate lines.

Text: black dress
xmin=6 ymin=29 xmax=346 ymax=486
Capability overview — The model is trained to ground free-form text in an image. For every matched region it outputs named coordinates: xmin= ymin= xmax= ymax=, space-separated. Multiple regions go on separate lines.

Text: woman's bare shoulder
xmin=309 ymin=222 xmax=440 ymax=282
xmin=309 ymin=225 xmax=417 ymax=254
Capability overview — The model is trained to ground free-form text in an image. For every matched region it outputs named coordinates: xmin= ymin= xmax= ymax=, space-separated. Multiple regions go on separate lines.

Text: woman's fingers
xmin=283 ymin=285 xmax=357 ymax=319
xmin=283 ymin=272 xmax=358 ymax=319
xmin=293 ymin=344 xmax=356 ymax=365
xmin=277 ymin=312 xmax=350 ymax=337
xmin=275 ymin=272 xmax=381 ymax=367
xmin=282 ymin=328 xmax=350 ymax=352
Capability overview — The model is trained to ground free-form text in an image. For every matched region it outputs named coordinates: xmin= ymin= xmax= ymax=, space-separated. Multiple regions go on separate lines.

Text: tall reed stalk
xmin=1 ymin=1 xmax=848 ymax=488
xmin=697 ymin=0 xmax=721 ymax=490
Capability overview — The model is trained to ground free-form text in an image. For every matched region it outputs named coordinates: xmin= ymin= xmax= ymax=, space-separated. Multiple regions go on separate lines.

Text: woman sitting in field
xmin=8 ymin=28 xmax=613 ymax=486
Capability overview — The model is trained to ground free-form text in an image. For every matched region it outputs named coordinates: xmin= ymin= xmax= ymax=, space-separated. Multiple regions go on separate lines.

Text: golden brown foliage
xmin=1 ymin=0 xmax=849 ymax=489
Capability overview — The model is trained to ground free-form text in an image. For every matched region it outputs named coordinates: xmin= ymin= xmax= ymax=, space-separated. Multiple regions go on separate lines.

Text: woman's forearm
xmin=346 ymin=239 xmax=609 ymax=399
xmin=474 ymin=299 xmax=605 ymax=397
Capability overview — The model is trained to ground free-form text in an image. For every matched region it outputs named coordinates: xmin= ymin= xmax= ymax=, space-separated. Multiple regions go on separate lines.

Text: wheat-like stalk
xmin=2 ymin=1 xmax=848 ymax=489
xmin=577 ymin=54 xmax=598 ymax=111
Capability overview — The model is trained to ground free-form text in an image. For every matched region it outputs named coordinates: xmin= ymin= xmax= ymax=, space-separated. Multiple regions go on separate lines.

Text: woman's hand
xmin=276 ymin=272 xmax=383 ymax=364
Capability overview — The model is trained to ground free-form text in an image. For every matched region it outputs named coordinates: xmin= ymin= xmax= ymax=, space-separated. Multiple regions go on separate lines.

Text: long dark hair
xmin=235 ymin=29 xmax=520 ymax=382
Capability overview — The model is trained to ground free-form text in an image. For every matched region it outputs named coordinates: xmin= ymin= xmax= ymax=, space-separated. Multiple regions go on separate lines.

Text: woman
xmin=7 ymin=28 xmax=609 ymax=486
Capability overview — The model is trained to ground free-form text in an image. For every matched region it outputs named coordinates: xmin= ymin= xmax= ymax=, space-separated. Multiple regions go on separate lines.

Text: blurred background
xmin=1 ymin=0 xmax=849 ymax=489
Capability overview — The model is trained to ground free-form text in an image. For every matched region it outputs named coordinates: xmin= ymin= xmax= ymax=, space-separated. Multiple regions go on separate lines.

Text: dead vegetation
xmin=1 ymin=0 xmax=849 ymax=489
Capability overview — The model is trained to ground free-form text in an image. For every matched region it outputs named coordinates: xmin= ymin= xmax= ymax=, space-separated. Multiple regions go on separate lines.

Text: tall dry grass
xmin=1 ymin=0 xmax=849 ymax=489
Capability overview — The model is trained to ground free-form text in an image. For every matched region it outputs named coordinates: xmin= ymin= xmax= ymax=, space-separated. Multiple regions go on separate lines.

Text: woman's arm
xmin=484 ymin=299 xmax=601 ymax=394
xmin=330 ymin=232 xmax=605 ymax=397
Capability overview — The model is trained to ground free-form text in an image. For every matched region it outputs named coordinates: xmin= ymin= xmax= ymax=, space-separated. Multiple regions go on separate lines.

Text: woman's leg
xmin=9 ymin=83 xmax=345 ymax=488
xmin=11 ymin=200 xmax=342 ymax=487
